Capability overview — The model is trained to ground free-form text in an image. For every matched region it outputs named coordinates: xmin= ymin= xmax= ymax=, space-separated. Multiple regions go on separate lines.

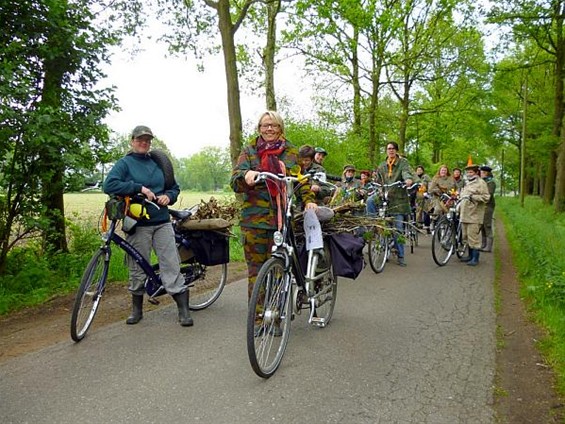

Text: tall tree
xmin=489 ymin=0 xmax=565 ymax=210
xmin=0 ymin=0 xmax=141 ymax=268
xmin=158 ymin=0 xmax=259 ymax=167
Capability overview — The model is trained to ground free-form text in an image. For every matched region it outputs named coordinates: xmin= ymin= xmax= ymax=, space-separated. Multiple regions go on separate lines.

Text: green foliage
xmin=498 ymin=196 xmax=565 ymax=393
xmin=176 ymin=146 xmax=231 ymax=191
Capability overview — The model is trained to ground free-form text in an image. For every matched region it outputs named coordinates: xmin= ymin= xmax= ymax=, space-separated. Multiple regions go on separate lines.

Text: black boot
xmin=126 ymin=294 xmax=143 ymax=325
xmin=467 ymin=249 xmax=480 ymax=266
xmin=172 ymin=291 xmax=193 ymax=327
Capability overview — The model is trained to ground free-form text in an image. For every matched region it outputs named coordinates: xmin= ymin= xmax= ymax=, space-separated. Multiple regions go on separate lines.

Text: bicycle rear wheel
xmin=368 ymin=233 xmax=388 ymax=273
xmin=431 ymin=217 xmax=455 ymax=266
xmin=70 ymin=249 xmax=109 ymax=342
xmin=312 ymin=246 xmax=338 ymax=326
xmin=188 ymin=262 xmax=227 ymax=310
xmin=247 ymin=257 xmax=292 ymax=378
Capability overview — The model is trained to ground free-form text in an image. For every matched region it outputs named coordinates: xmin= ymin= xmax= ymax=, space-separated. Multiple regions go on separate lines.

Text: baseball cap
xmin=131 ymin=125 xmax=154 ymax=139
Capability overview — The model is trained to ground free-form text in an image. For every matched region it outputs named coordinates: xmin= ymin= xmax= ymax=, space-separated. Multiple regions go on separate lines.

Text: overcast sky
xmin=102 ymin=40 xmax=312 ymax=159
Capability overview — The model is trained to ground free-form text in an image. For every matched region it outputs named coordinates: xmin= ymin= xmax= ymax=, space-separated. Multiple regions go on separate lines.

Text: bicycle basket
xmin=188 ymin=231 xmax=230 ymax=266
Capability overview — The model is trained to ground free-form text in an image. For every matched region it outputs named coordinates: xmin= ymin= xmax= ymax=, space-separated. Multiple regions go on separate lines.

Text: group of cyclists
xmin=298 ymin=141 xmax=496 ymax=268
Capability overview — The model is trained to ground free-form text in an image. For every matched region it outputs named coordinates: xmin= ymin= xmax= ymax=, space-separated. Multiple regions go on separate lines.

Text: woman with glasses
xmin=230 ymin=111 xmax=318 ymax=314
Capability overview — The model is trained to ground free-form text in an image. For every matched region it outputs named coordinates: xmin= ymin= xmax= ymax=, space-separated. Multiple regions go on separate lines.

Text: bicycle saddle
xmin=169 ymin=209 xmax=192 ymax=220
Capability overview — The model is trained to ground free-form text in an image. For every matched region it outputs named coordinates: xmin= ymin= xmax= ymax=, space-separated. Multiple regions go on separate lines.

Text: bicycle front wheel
xmin=431 ymin=217 xmax=455 ymax=266
xmin=188 ymin=262 xmax=227 ymax=310
xmin=247 ymin=257 xmax=292 ymax=378
xmin=368 ymin=233 xmax=388 ymax=273
xmin=70 ymin=249 xmax=109 ymax=342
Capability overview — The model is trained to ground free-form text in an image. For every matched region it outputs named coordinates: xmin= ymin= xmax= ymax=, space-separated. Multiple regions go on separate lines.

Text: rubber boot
xmin=172 ymin=291 xmax=193 ymax=327
xmin=467 ymin=249 xmax=479 ymax=266
xmin=481 ymin=237 xmax=493 ymax=253
xmin=126 ymin=294 xmax=143 ymax=325
xmin=480 ymin=234 xmax=487 ymax=250
xmin=459 ymin=250 xmax=472 ymax=262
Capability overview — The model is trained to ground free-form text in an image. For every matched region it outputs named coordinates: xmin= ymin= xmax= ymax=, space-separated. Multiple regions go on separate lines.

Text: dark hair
xmin=416 ymin=165 xmax=425 ymax=172
xmin=386 ymin=142 xmax=399 ymax=151
xmin=299 ymin=144 xmax=315 ymax=159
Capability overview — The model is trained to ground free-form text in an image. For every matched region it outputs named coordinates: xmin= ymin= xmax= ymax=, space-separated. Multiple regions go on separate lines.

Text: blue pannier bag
xmin=328 ymin=233 xmax=365 ymax=280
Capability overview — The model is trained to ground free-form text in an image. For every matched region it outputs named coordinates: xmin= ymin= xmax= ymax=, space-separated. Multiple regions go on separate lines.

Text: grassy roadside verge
xmin=497 ymin=196 xmax=565 ymax=394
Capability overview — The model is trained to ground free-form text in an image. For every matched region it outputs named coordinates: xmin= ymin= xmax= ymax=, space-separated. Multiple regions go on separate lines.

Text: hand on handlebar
xmin=141 ymin=186 xmax=156 ymax=201
xmin=245 ymin=170 xmax=260 ymax=186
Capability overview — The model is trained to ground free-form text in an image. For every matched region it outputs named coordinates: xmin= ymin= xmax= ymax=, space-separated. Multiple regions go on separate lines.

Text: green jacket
xmin=230 ymin=138 xmax=315 ymax=230
xmin=375 ymin=155 xmax=414 ymax=215
xmin=103 ymin=153 xmax=179 ymax=226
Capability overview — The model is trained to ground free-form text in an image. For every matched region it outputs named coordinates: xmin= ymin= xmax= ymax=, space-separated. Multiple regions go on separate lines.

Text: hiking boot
xmin=397 ymin=257 xmax=406 ymax=267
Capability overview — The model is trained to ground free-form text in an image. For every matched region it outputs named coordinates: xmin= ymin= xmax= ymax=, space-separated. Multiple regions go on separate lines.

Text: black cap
xmin=480 ymin=165 xmax=492 ymax=172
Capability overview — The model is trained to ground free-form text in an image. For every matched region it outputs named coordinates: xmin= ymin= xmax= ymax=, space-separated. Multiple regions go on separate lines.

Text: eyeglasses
xmin=260 ymin=123 xmax=280 ymax=130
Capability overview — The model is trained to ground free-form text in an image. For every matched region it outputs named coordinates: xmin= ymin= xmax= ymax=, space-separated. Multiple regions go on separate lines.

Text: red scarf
xmin=257 ymin=137 xmax=286 ymax=197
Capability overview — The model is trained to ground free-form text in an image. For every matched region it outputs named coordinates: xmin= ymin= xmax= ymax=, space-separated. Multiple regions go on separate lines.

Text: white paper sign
xmin=304 ymin=209 xmax=324 ymax=251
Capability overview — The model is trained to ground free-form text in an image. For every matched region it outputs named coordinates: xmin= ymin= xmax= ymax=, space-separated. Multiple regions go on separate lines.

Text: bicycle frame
xmin=256 ymin=171 xmax=333 ymax=323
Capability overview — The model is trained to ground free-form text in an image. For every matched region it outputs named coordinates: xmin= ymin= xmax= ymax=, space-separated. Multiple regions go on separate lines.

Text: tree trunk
xmin=217 ymin=0 xmax=243 ymax=168
xmin=263 ymin=0 xmax=280 ymax=111
xmin=554 ymin=137 xmax=565 ymax=212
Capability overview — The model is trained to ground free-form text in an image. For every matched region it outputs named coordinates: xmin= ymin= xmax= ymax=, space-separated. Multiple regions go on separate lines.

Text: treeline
xmin=2 ymin=0 xmax=565 ymax=274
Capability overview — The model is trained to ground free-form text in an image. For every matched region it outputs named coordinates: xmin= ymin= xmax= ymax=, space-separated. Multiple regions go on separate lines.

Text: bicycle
xmin=405 ymin=183 xmax=422 ymax=254
xmin=70 ymin=199 xmax=229 ymax=342
xmin=366 ymin=180 xmax=406 ymax=273
xmin=246 ymin=171 xmax=337 ymax=378
xmin=431 ymin=194 xmax=470 ymax=266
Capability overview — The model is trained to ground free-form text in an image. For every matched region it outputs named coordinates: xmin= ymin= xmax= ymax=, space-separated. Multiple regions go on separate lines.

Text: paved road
xmin=0 ymin=235 xmax=495 ymax=424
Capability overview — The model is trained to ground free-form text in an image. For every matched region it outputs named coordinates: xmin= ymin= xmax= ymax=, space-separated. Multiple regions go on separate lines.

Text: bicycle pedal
xmin=310 ymin=317 xmax=327 ymax=327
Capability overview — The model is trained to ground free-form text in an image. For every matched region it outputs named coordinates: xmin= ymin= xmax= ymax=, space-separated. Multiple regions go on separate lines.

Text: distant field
xmin=64 ymin=191 xmax=236 ymax=225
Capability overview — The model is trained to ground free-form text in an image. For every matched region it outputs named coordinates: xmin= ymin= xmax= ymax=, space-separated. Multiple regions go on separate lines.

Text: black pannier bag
xmin=188 ymin=230 xmax=230 ymax=266
xmin=327 ymin=233 xmax=365 ymax=280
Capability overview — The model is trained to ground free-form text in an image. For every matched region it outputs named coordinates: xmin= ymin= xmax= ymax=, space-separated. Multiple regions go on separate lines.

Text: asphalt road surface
xmin=0 ymin=235 xmax=495 ymax=424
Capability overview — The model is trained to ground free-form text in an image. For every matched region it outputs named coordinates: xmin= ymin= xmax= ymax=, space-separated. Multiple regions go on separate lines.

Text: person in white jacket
xmin=459 ymin=164 xmax=490 ymax=266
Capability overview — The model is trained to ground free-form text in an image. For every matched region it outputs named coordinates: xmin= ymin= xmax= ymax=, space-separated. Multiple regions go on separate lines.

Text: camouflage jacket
xmin=230 ymin=138 xmax=315 ymax=230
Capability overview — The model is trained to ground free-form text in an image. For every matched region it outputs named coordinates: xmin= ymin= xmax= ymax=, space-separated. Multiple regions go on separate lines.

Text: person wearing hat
xmin=459 ymin=164 xmax=490 ymax=266
xmin=314 ymin=147 xmax=328 ymax=166
xmin=103 ymin=125 xmax=194 ymax=327
xmin=333 ymin=164 xmax=363 ymax=202
xmin=479 ymin=165 xmax=496 ymax=252
xmin=298 ymin=144 xmax=334 ymax=205
xmin=367 ymin=142 xmax=414 ymax=267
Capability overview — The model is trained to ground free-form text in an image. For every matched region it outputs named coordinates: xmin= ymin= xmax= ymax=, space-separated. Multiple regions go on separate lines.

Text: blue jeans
xmin=392 ymin=214 xmax=405 ymax=258
xmin=366 ymin=194 xmax=378 ymax=216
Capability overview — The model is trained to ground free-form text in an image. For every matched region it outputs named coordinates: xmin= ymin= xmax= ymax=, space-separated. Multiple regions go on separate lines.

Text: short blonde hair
xmin=257 ymin=110 xmax=285 ymax=135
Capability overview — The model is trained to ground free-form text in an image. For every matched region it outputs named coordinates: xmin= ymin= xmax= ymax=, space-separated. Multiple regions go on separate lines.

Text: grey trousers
xmin=125 ymin=222 xmax=185 ymax=296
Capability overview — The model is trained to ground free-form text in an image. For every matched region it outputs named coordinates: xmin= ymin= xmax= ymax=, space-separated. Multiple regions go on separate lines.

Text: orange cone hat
xmin=467 ymin=155 xmax=473 ymax=166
